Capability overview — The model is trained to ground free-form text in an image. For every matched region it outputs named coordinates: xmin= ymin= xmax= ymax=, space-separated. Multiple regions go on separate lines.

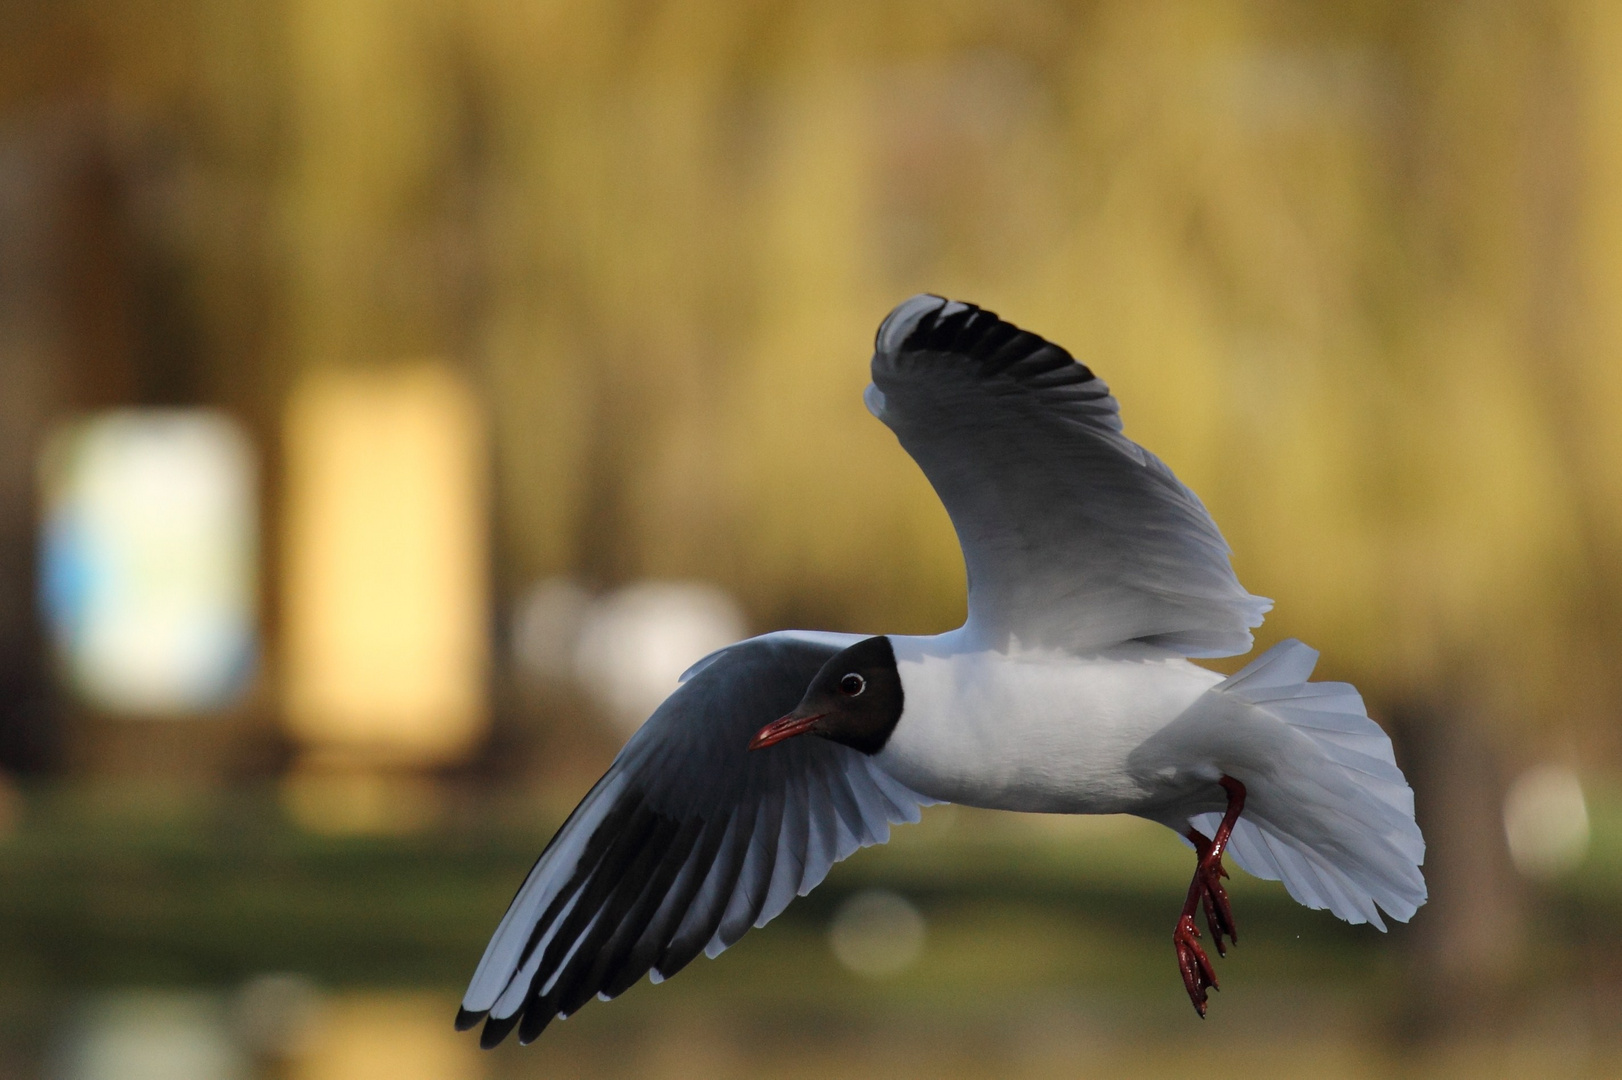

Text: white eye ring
xmin=839 ymin=673 xmax=866 ymax=697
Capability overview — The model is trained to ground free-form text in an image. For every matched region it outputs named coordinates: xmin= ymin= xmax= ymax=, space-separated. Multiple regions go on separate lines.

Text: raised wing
xmin=457 ymin=631 xmax=933 ymax=1047
xmin=867 ymin=295 xmax=1270 ymax=657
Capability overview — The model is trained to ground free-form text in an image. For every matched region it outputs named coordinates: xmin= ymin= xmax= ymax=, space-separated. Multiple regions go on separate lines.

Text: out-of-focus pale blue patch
xmin=38 ymin=410 xmax=258 ymax=716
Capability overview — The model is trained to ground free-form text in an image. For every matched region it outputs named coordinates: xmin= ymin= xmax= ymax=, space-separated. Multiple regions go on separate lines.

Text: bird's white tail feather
xmin=1189 ymin=639 xmax=1426 ymax=930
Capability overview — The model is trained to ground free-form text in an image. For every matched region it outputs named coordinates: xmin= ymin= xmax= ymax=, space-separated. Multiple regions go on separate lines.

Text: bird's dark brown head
xmin=749 ymin=636 xmax=904 ymax=755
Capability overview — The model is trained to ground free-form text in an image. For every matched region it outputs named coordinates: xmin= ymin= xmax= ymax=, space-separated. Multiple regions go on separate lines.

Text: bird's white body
xmin=881 ymin=631 xmax=1223 ymax=815
xmin=880 ymin=628 xmax=1424 ymax=935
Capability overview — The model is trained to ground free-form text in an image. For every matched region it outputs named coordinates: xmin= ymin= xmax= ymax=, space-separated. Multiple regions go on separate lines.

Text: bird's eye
xmin=839 ymin=673 xmax=866 ymax=696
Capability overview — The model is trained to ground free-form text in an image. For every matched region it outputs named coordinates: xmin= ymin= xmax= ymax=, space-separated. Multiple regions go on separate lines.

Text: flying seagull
xmin=457 ymin=295 xmax=1427 ymax=1046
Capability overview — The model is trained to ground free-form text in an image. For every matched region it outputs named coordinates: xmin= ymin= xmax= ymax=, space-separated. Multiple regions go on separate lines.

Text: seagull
xmin=457 ymin=295 xmax=1427 ymax=1046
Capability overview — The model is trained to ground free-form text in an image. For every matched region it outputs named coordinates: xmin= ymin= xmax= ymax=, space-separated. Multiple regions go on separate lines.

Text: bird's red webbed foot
xmin=1173 ymin=775 xmax=1246 ymax=1018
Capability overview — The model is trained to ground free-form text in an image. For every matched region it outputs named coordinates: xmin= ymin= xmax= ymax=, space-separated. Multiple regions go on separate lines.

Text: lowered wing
xmin=458 ymin=631 xmax=933 ymax=1047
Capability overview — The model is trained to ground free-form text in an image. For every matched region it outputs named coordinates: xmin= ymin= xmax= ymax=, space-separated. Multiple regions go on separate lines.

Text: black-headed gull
xmin=458 ymin=295 xmax=1426 ymax=1045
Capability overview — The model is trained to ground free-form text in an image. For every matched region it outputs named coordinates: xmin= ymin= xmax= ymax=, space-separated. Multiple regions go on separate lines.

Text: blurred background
xmin=2 ymin=1 xmax=1621 ymax=1076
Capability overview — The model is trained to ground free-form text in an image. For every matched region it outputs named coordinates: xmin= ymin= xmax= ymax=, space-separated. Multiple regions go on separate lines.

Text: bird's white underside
xmin=879 ymin=630 xmax=1226 ymax=815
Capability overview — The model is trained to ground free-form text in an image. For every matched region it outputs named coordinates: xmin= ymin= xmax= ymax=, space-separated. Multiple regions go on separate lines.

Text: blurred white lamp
xmin=572 ymin=581 xmax=747 ymax=734
xmin=1503 ymin=764 xmax=1589 ymax=878
xmin=56 ymin=992 xmax=247 ymax=1080
xmin=829 ymin=888 xmax=926 ymax=979
xmin=38 ymin=411 xmax=258 ymax=716
xmin=511 ymin=577 xmax=592 ymax=685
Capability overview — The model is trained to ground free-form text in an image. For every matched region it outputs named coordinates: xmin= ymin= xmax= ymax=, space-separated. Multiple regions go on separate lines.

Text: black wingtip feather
xmin=894 ymin=298 xmax=1097 ymax=386
xmin=928 ymin=306 xmax=978 ymax=350
xmin=586 ymin=814 xmax=707 ymax=1004
xmin=499 ymin=801 xmax=667 ymax=1039
xmin=654 ymin=798 xmax=760 ymax=979
xmin=549 ymin=814 xmax=685 ymax=1019
xmin=454 ymin=1007 xmax=486 ymax=1032
xmin=506 ymin=790 xmax=645 ymax=989
xmin=480 ymin=1011 xmax=521 ymax=1049
xmin=968 ymin=320 xmax=1022 ymax=363
xmin=517 ymin=1001 xmax=554 ymax=1044
xmin=608 ymin=812 xmax=734 ymax=999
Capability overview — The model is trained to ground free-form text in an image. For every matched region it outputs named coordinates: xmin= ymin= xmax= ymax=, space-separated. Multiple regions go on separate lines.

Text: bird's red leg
xmin=1173 ymin=775 xmax=1247 ymax=1017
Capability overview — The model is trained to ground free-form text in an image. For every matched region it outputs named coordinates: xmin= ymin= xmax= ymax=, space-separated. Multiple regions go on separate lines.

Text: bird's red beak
xmin=749 ymin=711 xmax=823 ymax=750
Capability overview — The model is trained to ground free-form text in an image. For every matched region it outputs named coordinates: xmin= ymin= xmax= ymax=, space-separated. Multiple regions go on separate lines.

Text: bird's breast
xmin=874 ymin=636 xmax=1223 ymax=814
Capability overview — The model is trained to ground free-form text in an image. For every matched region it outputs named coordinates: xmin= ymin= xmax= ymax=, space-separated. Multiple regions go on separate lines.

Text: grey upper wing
xmin=867 ymin=295 xmax=1270 ymax=657
xmin=457 ymin=631 xmax=932 ymax=1048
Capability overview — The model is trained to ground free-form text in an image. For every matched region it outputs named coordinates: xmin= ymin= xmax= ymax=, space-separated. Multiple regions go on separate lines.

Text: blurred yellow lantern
xmin=281 ymin=364 xmax=489 ymax=772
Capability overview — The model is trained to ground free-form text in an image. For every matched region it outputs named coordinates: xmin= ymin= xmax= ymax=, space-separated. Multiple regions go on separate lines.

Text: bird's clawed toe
xmin=1173 ymin=913 xmax=1218 ymax=1016
xmin=1189 ymin=835 xmax=1238 ymax=956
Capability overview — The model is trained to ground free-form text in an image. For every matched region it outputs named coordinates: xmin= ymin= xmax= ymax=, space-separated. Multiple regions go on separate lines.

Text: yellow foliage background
xmin=11 ymin=0 xmax=1622 ymax=751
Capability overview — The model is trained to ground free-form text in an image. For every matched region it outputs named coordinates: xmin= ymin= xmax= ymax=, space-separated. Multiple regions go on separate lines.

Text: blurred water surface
xmin=0 ymin=783 xmax=1620 ymax=1077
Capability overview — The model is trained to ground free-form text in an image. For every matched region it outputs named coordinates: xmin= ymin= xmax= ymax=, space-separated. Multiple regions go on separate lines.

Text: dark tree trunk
xmin=1389 ymin=691 xmax=1525 ymax=1041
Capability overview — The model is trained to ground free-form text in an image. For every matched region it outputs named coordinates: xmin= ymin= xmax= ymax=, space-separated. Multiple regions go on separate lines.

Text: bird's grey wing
xmin=868 ymin=295 xmax=1270 ymax=657
xmin=457 ymin=631 xmax=932 ymax=1048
